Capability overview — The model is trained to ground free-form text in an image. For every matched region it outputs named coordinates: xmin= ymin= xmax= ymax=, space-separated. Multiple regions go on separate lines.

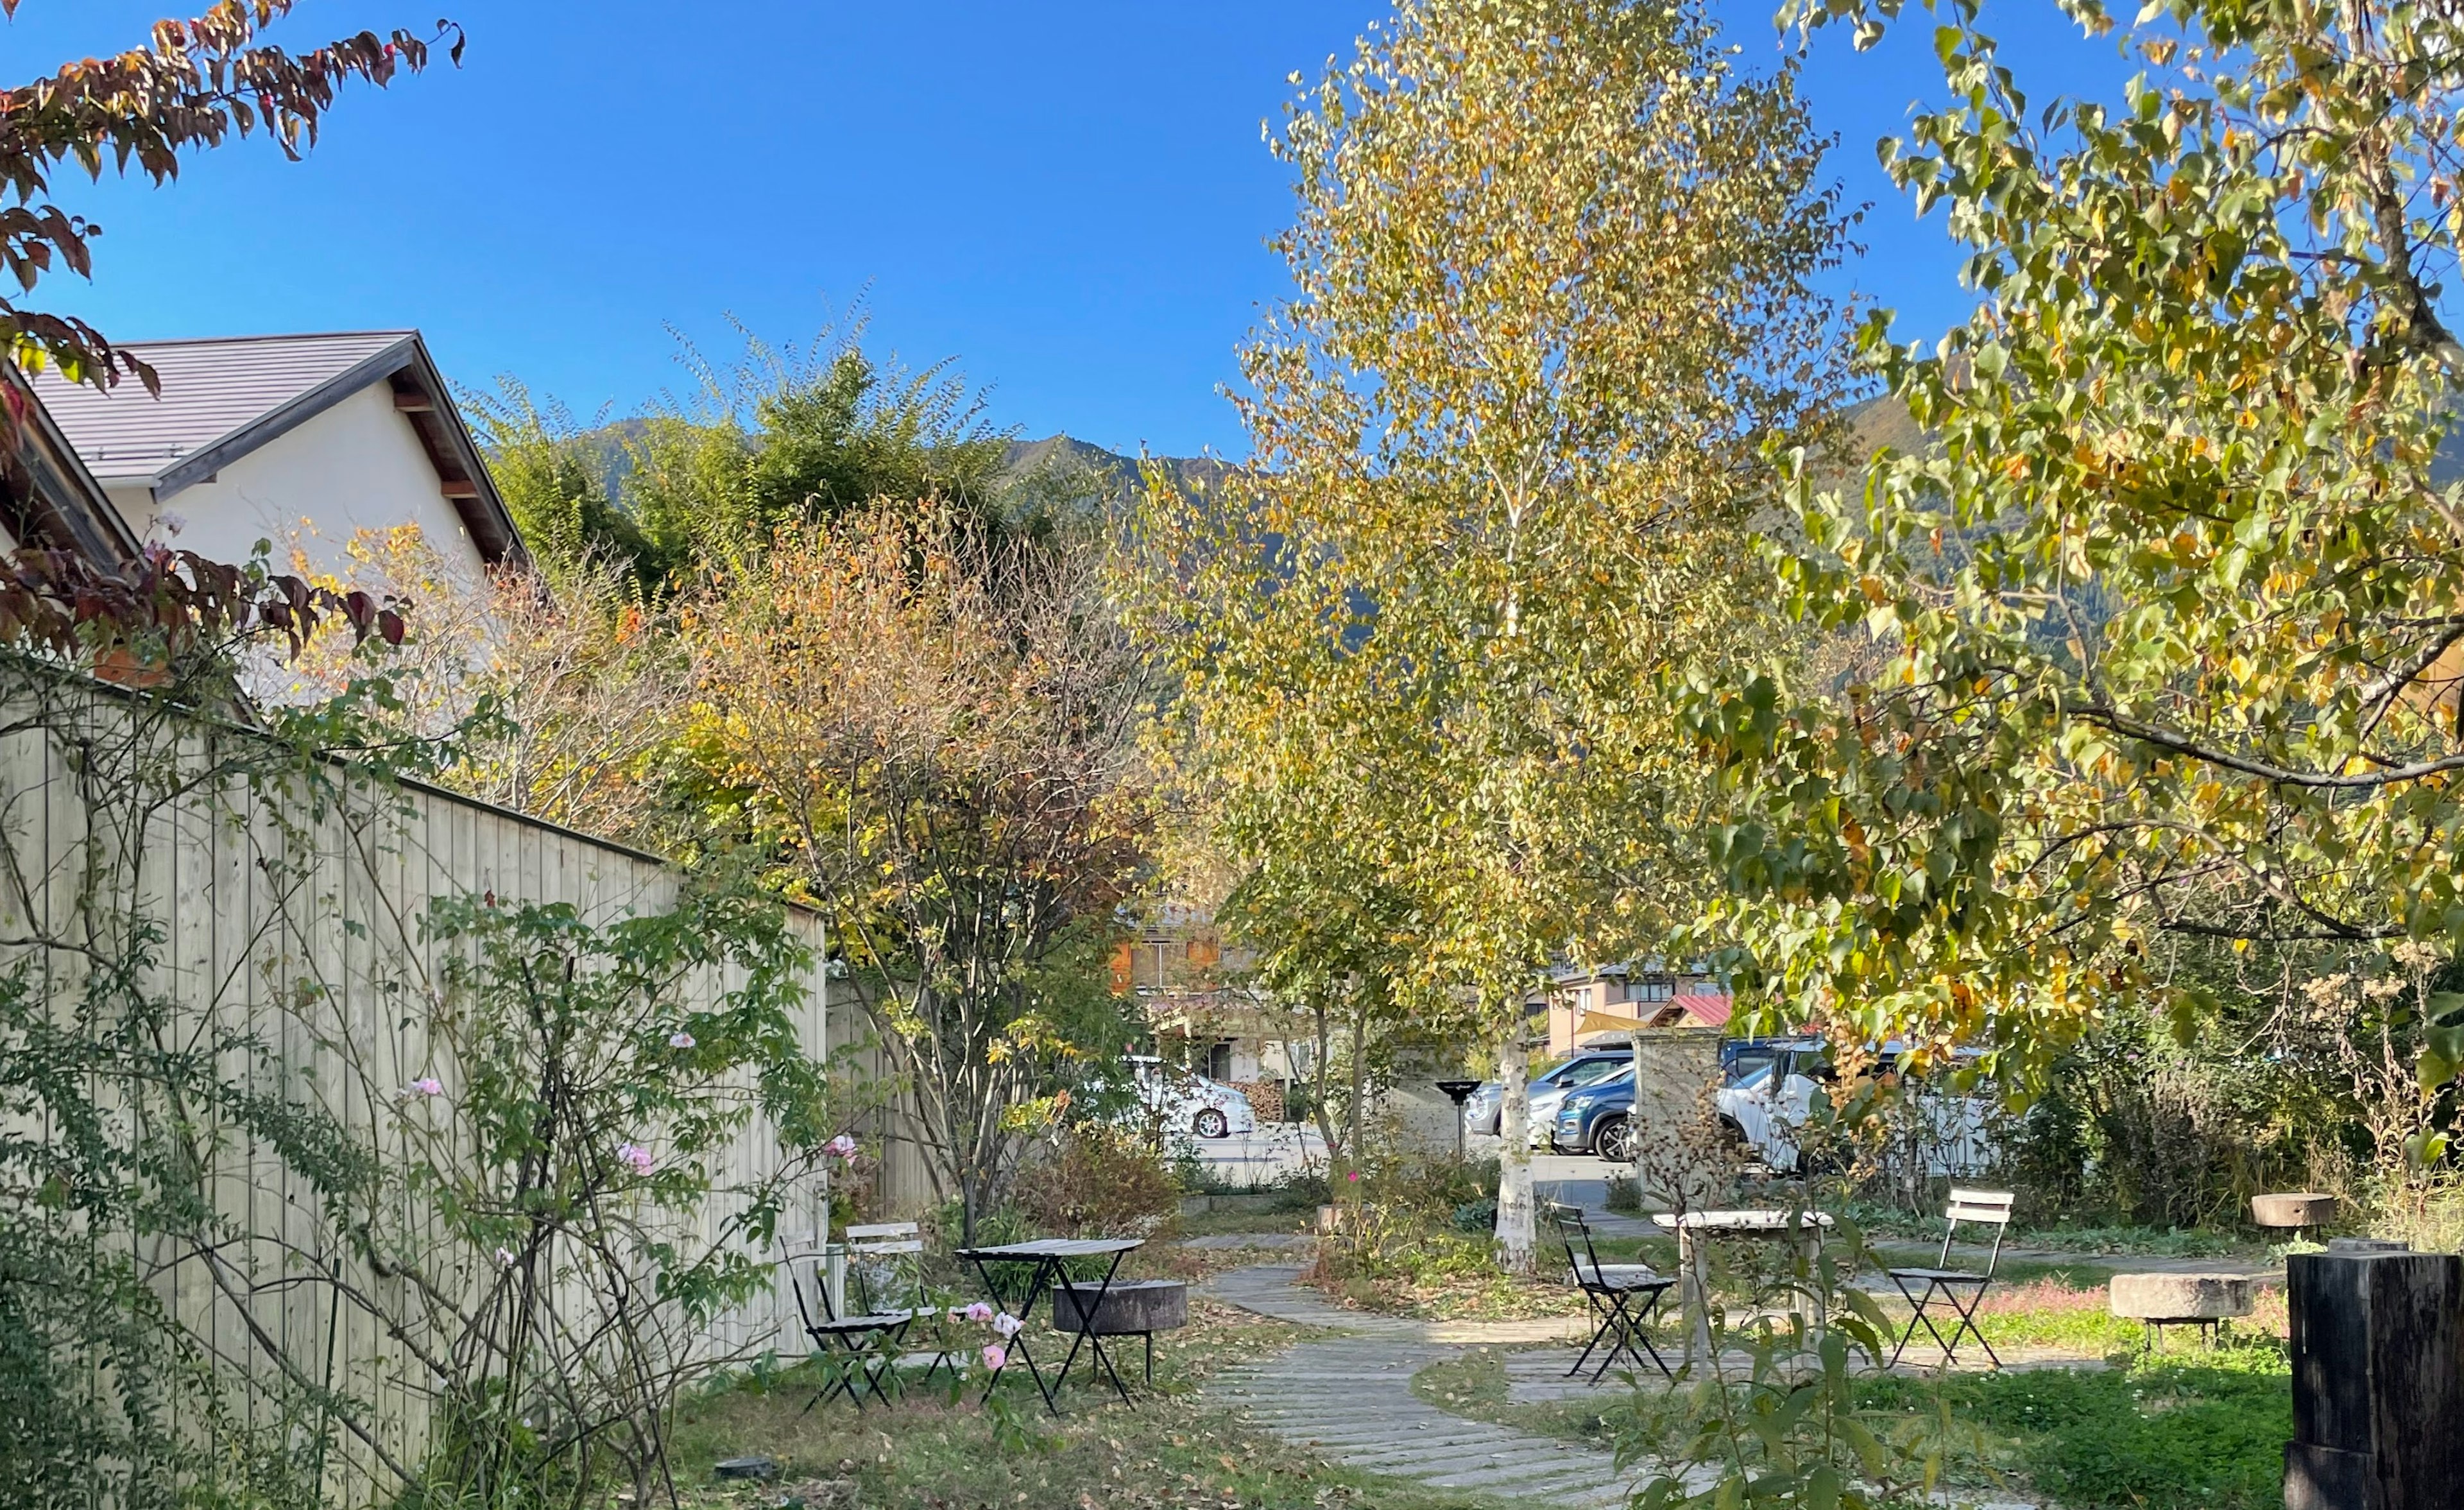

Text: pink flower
xmin=404 ymin=1077 xmax=443 ymax=1099
xmin=991 ymin=1310 xmax=1023 ymax=1339
xmin=822 ymin=1135 xmax=857 ymax=1160
xmin=962 ymin=1301 xmax=995 ymax=1323
xmin=1346 ymin=1169 xmax=1360 ymax=1183
xmin=980 ymin=1343 xmax=1007 ymax=1372
xmin=667 ymin=1030 xmax=696 ymax=1049
xmin=495 ymin=1247 xmax=517 ymax=1267
xmin=615 ymin=1142 xmax=655 ymax=1176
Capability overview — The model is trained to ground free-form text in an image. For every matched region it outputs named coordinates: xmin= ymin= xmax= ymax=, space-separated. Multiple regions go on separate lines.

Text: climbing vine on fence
xmin=0 ymin=547 xmax=857 ymax=1509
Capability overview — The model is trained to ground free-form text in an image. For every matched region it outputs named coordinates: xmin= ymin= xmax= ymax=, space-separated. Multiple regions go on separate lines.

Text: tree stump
xmin=2254 ymin=1193 xmax=2339 ymax=1232
xmin=2284 ymin=1240 xmax=2464 ymax=1510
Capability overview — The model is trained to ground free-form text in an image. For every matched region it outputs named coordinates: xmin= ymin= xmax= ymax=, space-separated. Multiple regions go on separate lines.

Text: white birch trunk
xmin=1493 ymin=1029 xmax=1534 ymax=1273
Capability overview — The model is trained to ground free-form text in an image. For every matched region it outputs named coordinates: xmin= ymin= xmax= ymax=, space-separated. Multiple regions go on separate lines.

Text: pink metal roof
xmin=1673 ymin=991 xmax=1733 ymax=1028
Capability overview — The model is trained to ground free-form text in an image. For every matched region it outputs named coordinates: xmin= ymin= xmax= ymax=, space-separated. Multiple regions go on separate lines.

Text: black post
xmin=2285 ymin=1238 xmax=2464 ymax=1510
xmin=1436 ymin=1079 xmax=1481 ymax=1163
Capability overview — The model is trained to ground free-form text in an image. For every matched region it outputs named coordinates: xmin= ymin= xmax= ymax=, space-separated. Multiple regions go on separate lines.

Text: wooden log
xmin=2254 ymin=1193 xmax=2340 ymax=1230
xmin=2284 ymin=1242 xmax=2464 ymax=1510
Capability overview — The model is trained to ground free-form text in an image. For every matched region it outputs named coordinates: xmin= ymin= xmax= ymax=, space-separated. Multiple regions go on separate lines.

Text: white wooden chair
xmin=792 ymin=1221 xmax=946 ymax=1408
xmin=1885 ymin=1188 xmax=2014 ymax=1369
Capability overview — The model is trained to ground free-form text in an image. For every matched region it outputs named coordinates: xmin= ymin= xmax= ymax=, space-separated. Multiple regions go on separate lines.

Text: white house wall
xmin=127 ymin=383 xmax=486 ymax=587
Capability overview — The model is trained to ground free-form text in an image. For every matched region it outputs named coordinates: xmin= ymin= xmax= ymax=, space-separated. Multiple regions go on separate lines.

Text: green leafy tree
xmin=1700 ymin=0 xmax=2464 ymax=1112
xmin=627 ymin=318 xmax=1019 ymax=584
xmin=462 ymin=376 xmax=656 ymax=587
xmin=1131 ymin=0 xmax=1850 ymax=1268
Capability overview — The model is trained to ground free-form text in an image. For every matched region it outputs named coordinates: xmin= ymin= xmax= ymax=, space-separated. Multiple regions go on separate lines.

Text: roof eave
xmin=386 ymin=336 xmax=529 ymax=569
xmin=1 ymin=366 xmax=141 ymax=565
xmin=146 ymin=332 xmax=529 ymax=570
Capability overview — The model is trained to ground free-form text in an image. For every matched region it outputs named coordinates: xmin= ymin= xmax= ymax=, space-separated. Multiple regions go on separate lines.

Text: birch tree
xmin=1133 ymin=0 xmax=1850 ymax=1268
xmin=1697 ymin=0 xmax=2464 ymax=1110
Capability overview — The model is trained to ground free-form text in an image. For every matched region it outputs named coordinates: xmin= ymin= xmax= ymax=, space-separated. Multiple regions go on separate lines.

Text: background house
xmin=1539 ymin=960 xmax=1731 ymax=1057
xmin=26 ymin=331 xmax=522 ymax=583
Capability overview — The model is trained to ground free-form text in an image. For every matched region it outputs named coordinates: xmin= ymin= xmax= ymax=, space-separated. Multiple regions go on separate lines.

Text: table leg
xmin=970 ymin=1255 xmax=1062 ymax=1414
xmin=1795 ymin=1228 xmax=1825 ymax=1346
xmin=1050 ymin=1249 xmax=1133 ymax=1403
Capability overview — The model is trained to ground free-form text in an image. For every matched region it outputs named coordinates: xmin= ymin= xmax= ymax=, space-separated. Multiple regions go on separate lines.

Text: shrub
xmin=1604 ymin=1172 xmax=1642 ymax=1213
xmin=1272 ymin=1168 xmax=1333 ymax=1210
xmin=1015 ymin=1124 xmax=1181 ymax=1239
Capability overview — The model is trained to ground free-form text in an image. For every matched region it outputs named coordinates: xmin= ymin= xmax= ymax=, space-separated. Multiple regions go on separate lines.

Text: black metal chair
xmin=790 ymin=1221 xmax=947 ymax=1410
xmin=1547 ymin=1201 xmax=1673 ymax=1382
xmin=1885 ymin=1188 xmax=2014 ymax=1369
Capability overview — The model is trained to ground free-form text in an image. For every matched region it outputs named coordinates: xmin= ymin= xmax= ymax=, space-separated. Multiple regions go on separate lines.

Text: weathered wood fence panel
xmin=0 ymin=674 xmax=880 ymax=1501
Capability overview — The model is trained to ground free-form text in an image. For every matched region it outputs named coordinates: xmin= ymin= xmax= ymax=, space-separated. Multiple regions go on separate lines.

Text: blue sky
xmin=6 ymin=2 xmax=2127 ymax=460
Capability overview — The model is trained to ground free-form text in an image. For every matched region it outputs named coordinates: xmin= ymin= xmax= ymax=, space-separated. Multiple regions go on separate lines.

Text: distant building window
xmin=1632 ymin=977 xmax=1675 ymax=1003
xmin=1206 ymin=1040 xmax=1233 ymax=1081
xmin=1130 ymin=939 xmax=1174 ymax=992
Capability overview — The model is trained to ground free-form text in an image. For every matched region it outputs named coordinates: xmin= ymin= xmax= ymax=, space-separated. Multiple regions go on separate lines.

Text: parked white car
xmin=1715 ymin=1058 xmax=1824 ymax=1171
xmin=1127 ymin=1054 xmax=1256 ymax=1140
xmin=1715 ymin=1042 xmax=1996 ymax=1176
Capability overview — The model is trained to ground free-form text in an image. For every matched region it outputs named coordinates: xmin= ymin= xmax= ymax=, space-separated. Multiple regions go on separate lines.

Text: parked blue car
xmin=1552 ymin=1038 xmax=1858 ymax=1162
xmin=1553 ymin=1067 xmax=1639 ymax=1160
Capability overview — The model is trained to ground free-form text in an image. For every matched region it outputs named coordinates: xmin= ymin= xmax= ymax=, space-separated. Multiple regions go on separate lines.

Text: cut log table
xmin=2108 ymin=1271 xmax=2257 ymax=1351
xmin=1651 ymin=1209 xmax=1835 ymax=1359
xmin=2252 ymin=1192 xmax=2338 ymax=1237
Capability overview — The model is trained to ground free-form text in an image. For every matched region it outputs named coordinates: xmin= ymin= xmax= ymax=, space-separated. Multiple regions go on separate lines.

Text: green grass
xmin=1861 ymin=1343 xmax=2292 ymax=1509
xmin=1410 ymin=1323 xmax=2289 ymax=1510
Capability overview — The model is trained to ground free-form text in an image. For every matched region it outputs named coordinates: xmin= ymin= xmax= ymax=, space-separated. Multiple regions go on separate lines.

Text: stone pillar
xmin=2284 ymin=1239 xmax=2464 ymax=1510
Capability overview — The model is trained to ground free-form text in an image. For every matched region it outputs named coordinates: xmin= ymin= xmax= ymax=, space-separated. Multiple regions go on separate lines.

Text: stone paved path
xmin=1202 ymin=1264 xmax=2046 ymax=1509
xmin=1203 ymin=1267 xmax=1637 ymax=1507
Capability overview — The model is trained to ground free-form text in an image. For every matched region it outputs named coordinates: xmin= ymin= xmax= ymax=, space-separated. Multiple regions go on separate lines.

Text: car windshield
xmin=1725 ymin=1051 xmax=1775 ymax=1086
xmin=1731 ymin=1061 xmax=1776 ymax=1093
xmin=1561 ymin=1057 xmax=1625 ymax=1089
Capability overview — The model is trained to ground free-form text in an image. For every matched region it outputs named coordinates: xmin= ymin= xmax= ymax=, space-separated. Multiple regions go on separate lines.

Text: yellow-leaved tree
xmin=1131 ymin=0 xmax=1851 ymax=1267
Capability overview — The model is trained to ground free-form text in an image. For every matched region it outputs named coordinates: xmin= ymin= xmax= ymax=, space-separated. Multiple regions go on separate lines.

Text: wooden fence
xmin=0 ymin=671 xmax=939 ymax=1500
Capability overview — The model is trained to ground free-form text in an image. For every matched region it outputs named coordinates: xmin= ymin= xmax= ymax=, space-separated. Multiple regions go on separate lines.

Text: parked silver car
xmin=1461 ymin=1049 xmax=1629 ymax=1141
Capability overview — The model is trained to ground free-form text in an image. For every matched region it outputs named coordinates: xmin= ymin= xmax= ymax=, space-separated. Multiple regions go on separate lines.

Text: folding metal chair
xmin=1547 ymin=1201 xmax=1674 ymax=1382
xmin=1885 ymin=1188 xmax=2013 ymax=1369
xmin=790 ymin=1221 xmax=948 ymax=1410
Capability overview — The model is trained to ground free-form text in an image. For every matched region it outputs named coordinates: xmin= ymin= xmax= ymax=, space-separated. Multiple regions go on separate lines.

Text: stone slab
xmin=2109 ymin=1271 xmax=2257 ymax=1322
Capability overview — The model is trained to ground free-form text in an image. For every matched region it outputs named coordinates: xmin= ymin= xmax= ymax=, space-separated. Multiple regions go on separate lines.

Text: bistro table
xmin=953 ymin=1237 xmax=1144 ymax=1412
xmin=1651 ymin=1209 xmax=1837 ymax=1359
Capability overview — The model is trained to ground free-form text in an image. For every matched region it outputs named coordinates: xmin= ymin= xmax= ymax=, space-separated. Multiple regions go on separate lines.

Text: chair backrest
xmin=844 ymin=1222 xmax=924 ymax=1315
xmin=1544 ymin=1201 xmax=1600 ymax=1285
xmin=1938 ymin=1188 xmax=2015 ymax=1274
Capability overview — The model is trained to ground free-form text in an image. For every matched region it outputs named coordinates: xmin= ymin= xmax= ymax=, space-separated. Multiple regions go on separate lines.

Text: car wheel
xmin=1593 ymin=1116 xmax=1635 ymax=1163
xmin=1193 ymin=1108 xmax=1230 ymax=1139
